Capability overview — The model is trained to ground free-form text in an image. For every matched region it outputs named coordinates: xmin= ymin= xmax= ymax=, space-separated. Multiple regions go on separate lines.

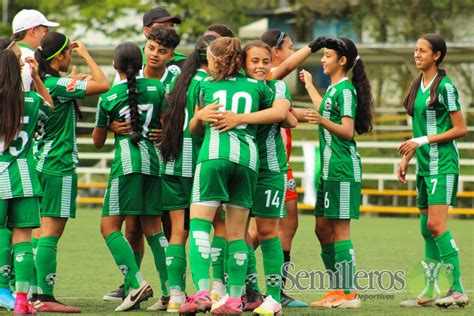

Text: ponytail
xmin=208 ymin=37 xmax=242 ymax=81
xmin=161 ymin=35 xmax=216 ymax=162
xmin=126 ymin=68 xmax=140 ymax=145
xmin=351 ymin=58 xmax=374 ymax=134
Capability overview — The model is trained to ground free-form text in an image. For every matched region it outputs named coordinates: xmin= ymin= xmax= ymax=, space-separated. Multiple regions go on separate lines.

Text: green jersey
xmin=198 ymin=74 xmax=275 ymax=172
xmin=95 ymin=77 xmax=167 ymax=179
xmin=319 ymin=78 xmax=361 ymax=182
xmin=35 ymin=76 xmax=88 ymax=176
xmin=256 ymin=80 xmax=289 ymax=173
xmin=1 ymin=92 xmax=51 ymax=199
xmin=162 ymin=69 xmax=208 ymax=177
xmin=112 ymin=66 xmax=176 ymax=94
xmin=413 ymin=76 xmax=461 ymax=176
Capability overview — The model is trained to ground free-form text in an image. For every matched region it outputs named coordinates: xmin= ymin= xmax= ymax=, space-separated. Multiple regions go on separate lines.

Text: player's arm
xmin=300 ymin=69 xmax=322 ymax=111
xmin=189 ymin=101 xmax=222 ymax=135
xmin=305 ymin=110 xmax=354 ymax=141
xmin=26 ymin=57 xmax=54 ymax=108
xmin=281 ymin=110 xmax=298 ymax=128
xmin=399 ymin=111 xmax=467 ymax=156
xmin=397 ymin=150 xmax=415 ymax=184
xmin=271 ymin=47 xmax=312 ymax=80
xmin=92 ymin=127 xmax=107 ymax=149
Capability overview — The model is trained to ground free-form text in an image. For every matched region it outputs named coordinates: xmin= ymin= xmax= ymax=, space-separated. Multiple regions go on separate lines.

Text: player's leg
xmin=35 ymin=173 xmax=80 ymax=313
xmin=210 ymin=208 xmax=227 ymax=302
xmin=242 ymin=221 xmax=263 ymax=311
xmin=0 ymin=227 xmax=14 ymax=310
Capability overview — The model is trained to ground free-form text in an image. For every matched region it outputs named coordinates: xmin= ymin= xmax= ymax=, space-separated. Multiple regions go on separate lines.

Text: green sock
xmin=245 ymin=244 xmax=261 ymax=293
xmin=334 ymin=240 xmax=355 ymax=294
xmin=420 ymin=214 xmax=441 ymax=261
xmin=105 ymin=231 xmax=143 ymax=290
xmin=189 ymin=218 xmax=212 ymax=291
xmin=227 ymin=239 xmax=248 ymax=298
xmin=211 ymin=236 xmax=226 ymax=284
xmin=0 ymin=228 xmax=12 ymax=289
xmin=36 ymin=236 xmax=59 ymax=296
xmin=13 ymin=242 xmax=34 ymax=294
xmin=435 ymin=230 xmax=464 ymax=293
xmin=30 ymin=237 xmax=38 ymax=294
xmin=166 ymin=244 xmax=186 ymax=293
xmin=320 ymin=243 xmax=336 ymax=272
xmin=261 ymin=237 xmax=283 ymax=302
xmin=147 ymin=232 xmax=170 ymax=296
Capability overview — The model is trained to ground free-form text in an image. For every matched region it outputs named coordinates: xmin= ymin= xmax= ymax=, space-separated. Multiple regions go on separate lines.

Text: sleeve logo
xmin=66 ymin=79 xmax=78 ymax=92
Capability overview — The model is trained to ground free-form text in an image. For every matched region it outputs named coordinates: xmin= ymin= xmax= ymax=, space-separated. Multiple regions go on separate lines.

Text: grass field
xmin=43 ymin=209 xmax=473 ymax=315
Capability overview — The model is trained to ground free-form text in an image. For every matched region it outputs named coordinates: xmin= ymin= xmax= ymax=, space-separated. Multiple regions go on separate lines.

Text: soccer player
xmin=11 ymin=9 xmax=59 ymax=92
xmin=33 ymin=32 xmax=109 ymax=312
xmin=0 ymin=38 xmax=53 ymax=315
xmin=301 ymin=37 xmax=374 ymax=309
xmin=259 ymin=29 xmax=326 ymax=308
xmin=103 ymin=26 xmax=180 ymax=307
xmin=177 ymin=36 xmax=292 ymax=315
xmin=398 ymin=34 xmax=468 ymax=308
xmin=159 ymin=34 xmax=216 ymax=312
xmin=93 ymin=41 xmax=169 ymax=312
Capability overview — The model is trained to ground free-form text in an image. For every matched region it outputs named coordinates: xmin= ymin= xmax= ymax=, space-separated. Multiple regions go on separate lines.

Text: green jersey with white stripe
xmin=162 ymin=69 xmax=208 ymax=177
xmin=1 ymin=92 xmax=51 ymax=199
xmin=35 ymin=76 xmax=88 ymax=176
xmin=256 ymin=80 xmax=289 ymax=173
xmin=319 ymin=78 xmax=361 ymax=182
xmin=198 ymin=74 xmax=275 ymax=172
xmin=413 ymin=76 xmax=461 ymax=176
xmin=95 ymin=77 xmax=167 ymax=179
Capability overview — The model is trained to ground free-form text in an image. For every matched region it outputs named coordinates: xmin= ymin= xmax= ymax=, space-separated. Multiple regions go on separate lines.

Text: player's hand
xmin=195 ymin=101 xmax=223 ymax=122
xmin=305 ymin=109 xmax=322 ymax=124
xmin=397 ymin=156 xmax=410 ymax=184
xmin=68 ymin=65 xmax=90 ymax=80
xmin=108 ymin=120 xmax=132 ymax=135
xmin=308 ymin=36 xmax=327 ymax=53
xmin=149 ymin=129 xmax=162 ymax=142
xmin=212 ymin=111 xmax=242 ymax=133
xmin=25 ymin=57 xmax=39 ymax=78
xmin=398 ymin=140 xmax=418 ymax=156
xmin=299 ymin=69 xmax=313 ymax=87
xmin=71 ymin=41 xmax=90 ymax=59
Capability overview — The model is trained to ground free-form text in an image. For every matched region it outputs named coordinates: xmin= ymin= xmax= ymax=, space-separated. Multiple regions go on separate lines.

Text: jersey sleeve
xmin=260 ymin=82 xmax=275 ymax=110
xmin=338 ymin=88 xmax=356 ymax=118
xmin=95 ymin=96 xmax=109 ymax=128
xmin=49 ymin=77 xmax=88 ymax=100
xmin=439 ymin=81 xmax=461 ymax=112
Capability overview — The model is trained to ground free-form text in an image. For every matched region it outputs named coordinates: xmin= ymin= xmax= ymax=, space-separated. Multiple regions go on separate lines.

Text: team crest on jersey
xmin=324 ymin=98 xmax=332 ymax=111
xmin=287 ymin=178 xmax=297 ymax=191
xmin=66 ymin=79 xmax=78 ymax=92
xmin=167 ymin=65 xmax=181 ymax=75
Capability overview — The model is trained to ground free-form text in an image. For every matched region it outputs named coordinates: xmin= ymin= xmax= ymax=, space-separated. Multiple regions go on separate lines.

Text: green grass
xmin=45 ymin=209 xmax=473 ymax=315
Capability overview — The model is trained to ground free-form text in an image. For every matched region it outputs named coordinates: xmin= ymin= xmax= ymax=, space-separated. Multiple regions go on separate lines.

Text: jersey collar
xmin=420 ymin=73 xmax=438 ymax=93
xmin=17 ymin=42 xmax=35 ymax=51
xmin=327 ymin=77 xmax=349 ymax=89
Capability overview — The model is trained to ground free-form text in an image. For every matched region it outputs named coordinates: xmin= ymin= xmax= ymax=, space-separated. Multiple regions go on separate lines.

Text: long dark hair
xmin=206 ymin=24 xmax=235 ymax=37
xmin=208 ymin=37 xmax=242 ymax=81
xmin=161 ymin=35 xmax=216 ymax=162
xmin=113 ymin=41 xmax=143 ymax=145
xmin=261 ymin=29 xmax=288 ymax=49
xmin=0 ymin=39 xmax=24 ymax=150
xmin=403 ymin=34 xmax=447 ymax=116
xmin=35 ymin=32 xmax=84 ymax=119
xmin=325 ymin=37 xmax=374 ymax=135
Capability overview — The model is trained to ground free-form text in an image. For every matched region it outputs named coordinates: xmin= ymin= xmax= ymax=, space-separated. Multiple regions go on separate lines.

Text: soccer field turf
xmin=47 ymin=209 xmax=473 ymax=315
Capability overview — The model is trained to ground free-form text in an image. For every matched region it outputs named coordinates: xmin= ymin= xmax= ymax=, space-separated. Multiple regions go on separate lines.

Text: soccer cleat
xmin=178 ymin=290 xmax=212 ymax=315
xmin=33 ymin=300 xmax=81 ymax=313
xmin=280 ymin=291 xmax=308 ymax=307
xmin=166 ymin=292 xmax=186 ymax=313
xmin=435 ymin=289 xmax=469 ymax=308
xmin=242 ymin=288 xmax=264 ymax=311
xmin=103 ymin=284 xmax=125 ymax=302
xmin=329 ymin=292 xmax=361 ymax=309
xmin=400 ymin=298 xmax=435 ymax=307
xmin=310 ymin=290 xmax=344 ymax=308
xmin=211 ymin=294 xmax=228 ymax=312
xmin=115 ymin=281 xmax=153 ymax=312
xmin=14 ymin=294 xmax=37 ymax=315
xmin=0 ymin=288 xmax=15 ymax=310
xmin=147 ymin=295 xmax=170 ymax=311
xmin=253 ymin=295 xmax=282 ymax=316
xmin=211 ymin=296 xmax=242 ymax=315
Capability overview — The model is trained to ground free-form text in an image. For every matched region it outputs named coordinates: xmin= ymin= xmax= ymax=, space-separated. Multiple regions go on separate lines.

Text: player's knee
xmin=427 ymin=218 xmax=444 ymax=237
xmin=315 ymin=225 xmax=331 ymax=244
xmin=257 ymin=226 xmax=278 ymax=241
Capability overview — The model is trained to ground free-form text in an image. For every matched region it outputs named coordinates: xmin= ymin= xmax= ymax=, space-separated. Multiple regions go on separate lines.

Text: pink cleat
xmin=178 ymin=290 xmax=212 ymax=315
xmin=211 ymin=296 xmax=242 ymax=315
xmin=14 ymin=293 xmax=37 ymax=315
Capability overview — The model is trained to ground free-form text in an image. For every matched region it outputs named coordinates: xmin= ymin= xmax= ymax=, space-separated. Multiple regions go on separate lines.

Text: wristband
xmin=411 ymin=136 xmax=429 ymax=146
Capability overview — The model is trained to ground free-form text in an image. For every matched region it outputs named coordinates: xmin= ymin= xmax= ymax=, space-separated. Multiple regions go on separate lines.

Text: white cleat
xmin=115 ymin=281 xmax=153 ymax=312
xmin=435 ymin=289 xmax=469 ymax=308
xmin=253 ymin=295 xmax=282 ymax=316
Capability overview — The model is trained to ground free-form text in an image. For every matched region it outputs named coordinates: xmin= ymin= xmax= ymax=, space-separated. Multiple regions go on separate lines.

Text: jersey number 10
xmin=213 ymin=90 xmax=253 ymax=129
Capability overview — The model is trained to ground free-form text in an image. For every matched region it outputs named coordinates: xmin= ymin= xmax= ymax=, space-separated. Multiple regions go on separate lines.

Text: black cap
xmin=143 ymin=6 xmax=182 ymax=27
